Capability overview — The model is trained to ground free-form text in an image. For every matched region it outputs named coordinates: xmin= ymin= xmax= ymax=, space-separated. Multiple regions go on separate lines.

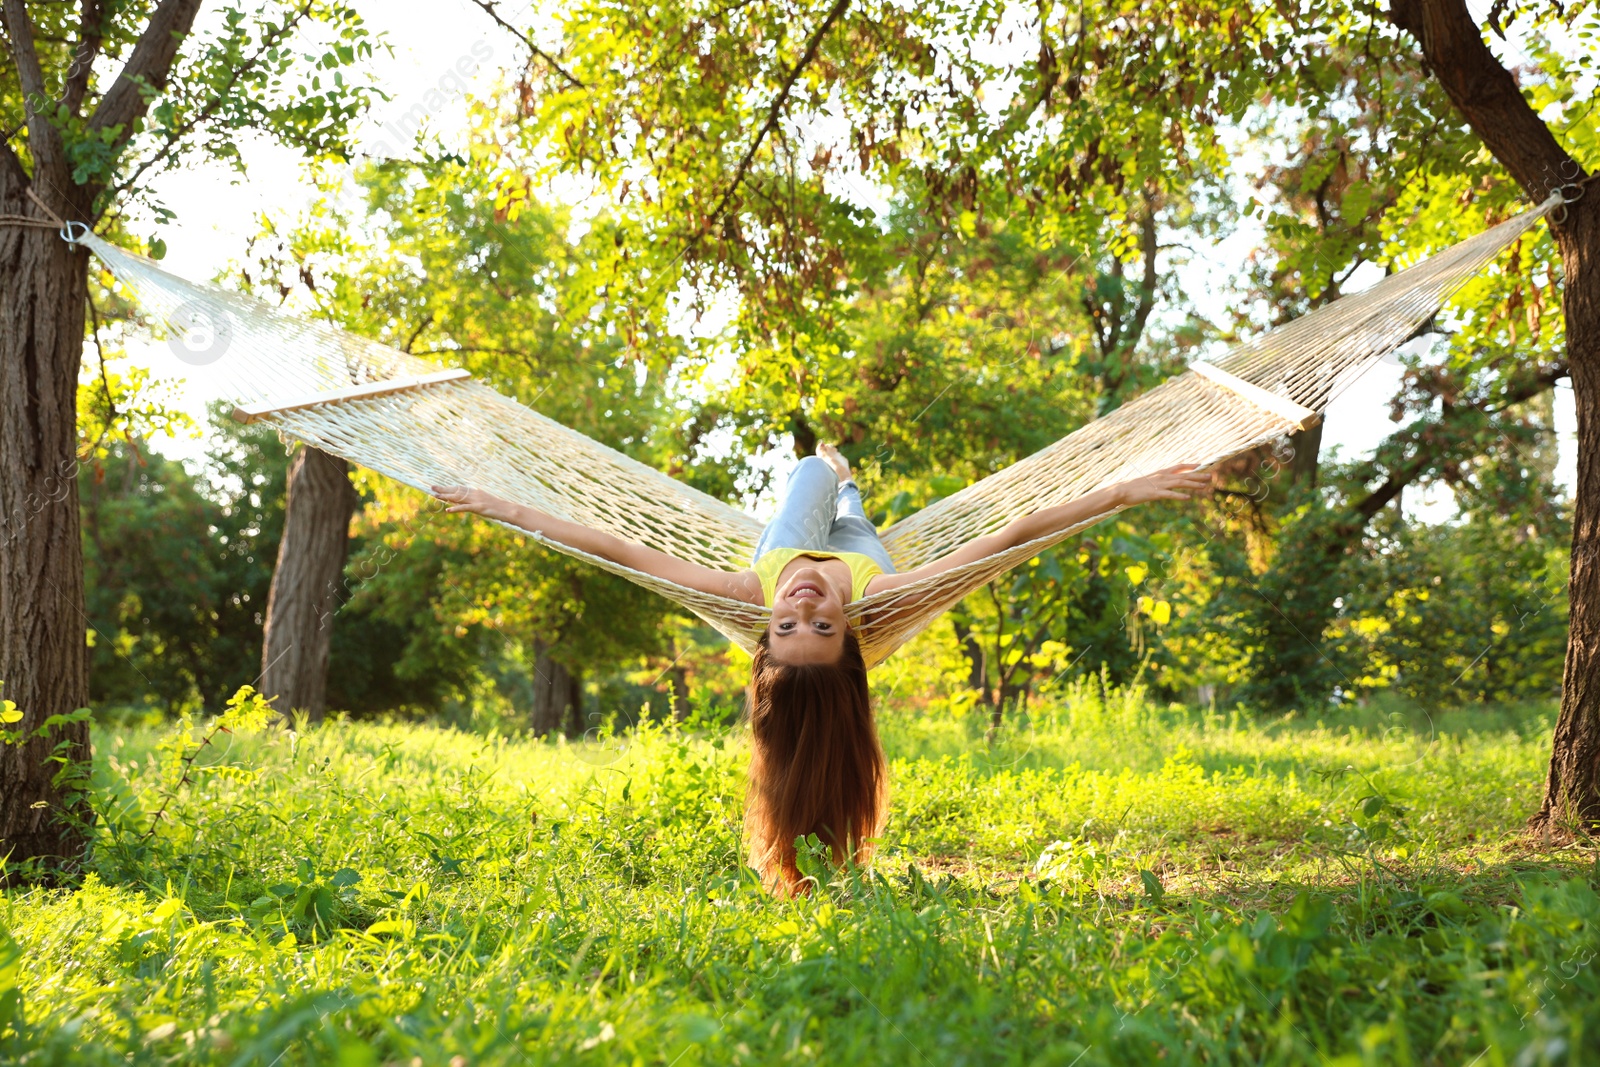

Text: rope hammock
xmin=77 ymin=195 xmax=1558 ymax=667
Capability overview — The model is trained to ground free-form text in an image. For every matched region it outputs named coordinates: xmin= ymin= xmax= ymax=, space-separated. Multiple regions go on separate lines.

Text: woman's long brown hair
xmin=744 ymin=630 xmax=886 ymax=894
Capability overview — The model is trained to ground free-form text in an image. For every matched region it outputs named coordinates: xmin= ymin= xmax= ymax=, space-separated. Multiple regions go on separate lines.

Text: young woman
xmin=433 ymin=445 xmax=1209 ymax=892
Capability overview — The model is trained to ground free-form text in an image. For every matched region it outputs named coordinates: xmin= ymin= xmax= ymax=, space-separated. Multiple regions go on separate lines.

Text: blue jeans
xmin=751 ymin=456 xmax=895 ymax=574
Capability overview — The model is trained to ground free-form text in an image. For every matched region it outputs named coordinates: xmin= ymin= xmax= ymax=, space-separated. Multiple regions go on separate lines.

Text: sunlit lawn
xmin=4 ymin=683 xmax=1597 ymax=1065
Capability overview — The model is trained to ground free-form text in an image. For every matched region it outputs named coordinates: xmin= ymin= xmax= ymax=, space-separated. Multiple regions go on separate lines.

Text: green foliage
xmin=526 ymin=0 xmax=1297 ymax=321
xmin=76 ymin=357 xmax=195 ymax=463
xmin=224 ymin=146 xmax=740 ymax=703
xmin=153 ymin=0 xmax=1583 ymax=723
xmin=4 ymin=2 xmax=381 ymax=214
xmin=1330 ymin=510 xmax=1570 ymax=704
xmin=1156 ymin=444 xmax=1572 ymax=711
xmin=252 ymin=860 xmax=364 ymax=935
xmin=141 ymin=685 xmax=277 ymax=840
xmin=0 ymin=675 xmax=94 ymax=757
xmin=217 ymin=685 xmax=278 ymax=735
xmin=475 ymin=0 xmax=1588 ymax=715
xmin=80 ymin=418 xmax=290 ymax=714
xmin=0 ymin=921 xmax=20 ymax=1042
xmin=6 ymin=688 xmax=1598 ymax=1063
xmin=81 ymin=442 xmax=229 ymax=713
xmin=1192 ymin=494 xmax=1359 ymax=709
xmin=324 ymin=531 xmax=485 ymax=717
xmin=79 ymin=407 xmax=501 ymax=719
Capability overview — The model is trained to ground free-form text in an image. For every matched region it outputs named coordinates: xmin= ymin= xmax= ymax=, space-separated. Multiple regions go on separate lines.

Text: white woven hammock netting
xmin=81 ymin=196 xmax=1556 ymax=668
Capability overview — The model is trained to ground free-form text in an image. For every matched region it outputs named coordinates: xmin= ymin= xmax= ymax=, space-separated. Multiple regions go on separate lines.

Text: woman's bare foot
xmin=817 ymin=442 xmax=853 ymax=482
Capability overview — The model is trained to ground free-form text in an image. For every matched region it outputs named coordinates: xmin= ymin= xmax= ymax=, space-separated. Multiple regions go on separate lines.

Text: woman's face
xmin=766 ymin=563 xmax=849 ymax=665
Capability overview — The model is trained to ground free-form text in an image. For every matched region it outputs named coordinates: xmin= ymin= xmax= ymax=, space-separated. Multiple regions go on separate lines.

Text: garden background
xmin=3 ymin=0 xmax=1600 ymax=1061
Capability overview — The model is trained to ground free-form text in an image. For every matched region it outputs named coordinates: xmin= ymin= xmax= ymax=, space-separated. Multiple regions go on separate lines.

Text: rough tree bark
xmin=1390 ymin=0 xmax=1599 ymax=830
xmin=259 ymin=447 xmax=356 ymax=724
xmin=0 ymin=180 xmax=92 ymax=868
xmin=2 ymin=0 xmax=371 ymax=872
xmin=0 ymin=0 xmax=206 ymax=871
xmin=1546 ymin=206 xmax=1600 ymax=828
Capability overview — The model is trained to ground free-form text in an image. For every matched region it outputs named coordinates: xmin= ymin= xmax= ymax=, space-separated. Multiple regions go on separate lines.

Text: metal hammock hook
xmin=59 ymin=221 xmax=89 ymax=245
xmin=1549 ymin=178 xmax=1587 ymax=226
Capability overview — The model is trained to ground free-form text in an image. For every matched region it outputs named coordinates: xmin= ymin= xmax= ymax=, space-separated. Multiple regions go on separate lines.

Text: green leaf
xmin=0 ymin=920 xmax=22 ymax=1033
xmin=1339 ymin=181 xmax=1372 ymax=222
xmin=1139 ymin=869 xmax=1165 ymax=905
xmin=219 ymin=686 xmax=275 ymax=733
xmin=37 ymin=708 xmax=91 ymax=732
xmin=363 ymin=919 xmax=415 ymax=940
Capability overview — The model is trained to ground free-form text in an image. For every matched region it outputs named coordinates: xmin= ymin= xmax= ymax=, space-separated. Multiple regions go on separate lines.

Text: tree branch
xmin=1348 ymin=359 xmax=1569 ymax=525
xmin=468 ymin=0 xmax=583 ymax=89
xmin=1 ymin=0 xmax=66 ymax=185
xmin=697 ymin=0 xmax=852 ymax=243
xmin=1388 ymin=0 xmax=1588 ymax=207
xmin=102 ymin=8 xmax=311 ymax=205
xmin=62 ymin=0 xmax=108 ymax=115
xmin=1126 ymin=187 xmax=1161 ymax=351
xmin=0 ymin=2 xmax=47 ymax=110
xmin=401 ymin=312 xmax=435 ymax=354
xmin=1090 ymin=188 xmax=1160 ymax=398
xmin=87 ymin=0 xmax=203 ymax=148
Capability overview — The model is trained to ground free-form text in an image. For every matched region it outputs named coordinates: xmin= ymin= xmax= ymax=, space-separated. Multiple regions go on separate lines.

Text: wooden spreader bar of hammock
xmin=231 ymin=367 xmax=472 ymax=424
xmin=1187 ymin=360 xmax=1319 ymax=431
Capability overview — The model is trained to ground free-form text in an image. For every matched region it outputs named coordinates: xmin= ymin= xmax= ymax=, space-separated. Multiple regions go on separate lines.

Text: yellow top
xmin=754 ymin=549 xmax=884 ymax=606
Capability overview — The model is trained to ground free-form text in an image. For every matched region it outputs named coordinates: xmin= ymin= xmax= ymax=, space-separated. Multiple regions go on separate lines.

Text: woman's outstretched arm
xmin=864 ymin=464 xmax=1211 ymax=595
xmin=432 ymin=486 xmax=762 ymax=604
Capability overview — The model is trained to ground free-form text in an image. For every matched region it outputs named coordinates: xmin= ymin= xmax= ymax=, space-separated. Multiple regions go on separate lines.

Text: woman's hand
xmin=432 ymin=485 xmax=510 ymax=523
xmin=1114 ymin=464 xmax=1212 ymax=507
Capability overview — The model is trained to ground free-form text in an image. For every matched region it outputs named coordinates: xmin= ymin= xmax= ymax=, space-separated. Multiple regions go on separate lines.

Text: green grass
xmin=4 ymin=683 xmax=1598 ymax=1065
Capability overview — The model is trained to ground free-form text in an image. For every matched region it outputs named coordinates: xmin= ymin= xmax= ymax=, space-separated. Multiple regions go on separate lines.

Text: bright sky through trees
xmin=104 ymin=0 xmax=1585 ymax=517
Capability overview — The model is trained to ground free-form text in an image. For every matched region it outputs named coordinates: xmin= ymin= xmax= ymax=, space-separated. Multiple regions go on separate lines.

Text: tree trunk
xmin=1287 ymin=419 xmax=1323 ymax=488
xmin=0 ymin=193 xmax=92 ymax=868
xmin=667 ymin=664 xmax=691 ymax=721
xmin=951 ymin=617 xmax=991 ymax=703
xmin=259 ymin=446 xmax=355 ymax=724
xmin=790 ymin=410 xmax=818 ymax=459
xmin=1537 ymin=203 xmax=1600 ymax=829
xmin=562 ymin=667 xmax=584 ymax=738
xmin=1388 ymin=0 xmax=1600 ymax=830
xmin=531 ymin=639 xmax=582 ymax=737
